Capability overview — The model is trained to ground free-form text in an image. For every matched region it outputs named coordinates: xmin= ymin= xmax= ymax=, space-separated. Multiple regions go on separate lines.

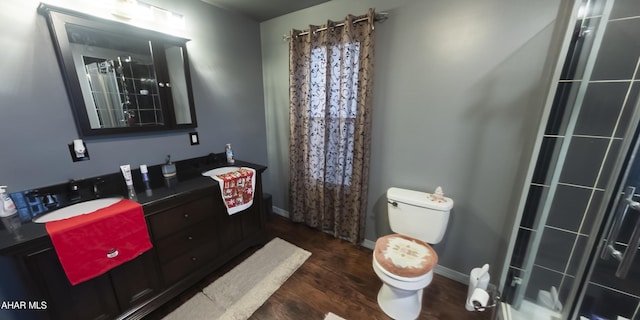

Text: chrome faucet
xmin=27 ymin=190 xmax=59 ymax=209
xmin=92 ymin=178 xmax=105 ymax=199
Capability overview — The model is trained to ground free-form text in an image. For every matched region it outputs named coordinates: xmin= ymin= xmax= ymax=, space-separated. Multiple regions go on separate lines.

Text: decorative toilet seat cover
xmin=374 ymin=234 xmax=438 ymax=278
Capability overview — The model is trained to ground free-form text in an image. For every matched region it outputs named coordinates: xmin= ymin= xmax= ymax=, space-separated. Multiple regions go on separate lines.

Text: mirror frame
xmin=39 ymin=3 xmax=198 ymax=136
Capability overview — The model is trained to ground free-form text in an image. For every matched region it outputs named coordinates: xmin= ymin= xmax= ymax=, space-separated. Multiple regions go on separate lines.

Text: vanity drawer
xmin=155 ymin=222 xmax=216 ymax=264
xmin=148 ymin=196 xmax=215 ymax=240
xmin=161 ymin=240 xmax=219 ymax=285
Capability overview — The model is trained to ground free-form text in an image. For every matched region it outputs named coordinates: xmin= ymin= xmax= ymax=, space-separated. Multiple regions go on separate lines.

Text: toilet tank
xmin=387 ymin=187 xmax=453 ymax=244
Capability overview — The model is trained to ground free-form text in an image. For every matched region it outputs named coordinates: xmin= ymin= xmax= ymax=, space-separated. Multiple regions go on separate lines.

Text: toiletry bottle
xmin=140 ymin=164 xmax=153 ymax=197
xmin=120 ymin=165 xmax=138 ymax=202
xmin=0 ymin=186 xmax=22 ymax=240
xmin=127 ymin=185 xmax=138 ymax=202
xmin=225 ymin=143 xmax=235 ymax=164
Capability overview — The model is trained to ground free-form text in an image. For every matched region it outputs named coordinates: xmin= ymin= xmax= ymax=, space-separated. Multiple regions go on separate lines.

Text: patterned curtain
xmin=288 ymin=9 xmax=376 ymax=244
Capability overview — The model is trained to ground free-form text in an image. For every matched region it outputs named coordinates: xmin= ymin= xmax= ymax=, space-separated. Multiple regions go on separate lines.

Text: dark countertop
xmin=0 ymin=159 xmax=266 ymax=255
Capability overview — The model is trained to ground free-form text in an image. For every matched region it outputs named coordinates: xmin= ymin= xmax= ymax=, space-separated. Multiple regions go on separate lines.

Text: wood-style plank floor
xmin=145 ymin=214 xmax=494 ymax=320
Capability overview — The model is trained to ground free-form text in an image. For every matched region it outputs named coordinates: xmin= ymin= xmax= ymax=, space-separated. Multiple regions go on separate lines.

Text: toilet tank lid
xmin=387 ymin=187 xmax=454 ymax=211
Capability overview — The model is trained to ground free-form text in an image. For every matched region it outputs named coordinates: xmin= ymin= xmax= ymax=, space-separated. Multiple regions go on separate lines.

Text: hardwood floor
xmin=145 ymin=214 xmax=495 ymax=320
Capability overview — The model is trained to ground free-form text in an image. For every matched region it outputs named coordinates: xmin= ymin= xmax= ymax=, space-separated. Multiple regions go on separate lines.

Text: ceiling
xmin=201 ymin=0 xmax=331 ymax=22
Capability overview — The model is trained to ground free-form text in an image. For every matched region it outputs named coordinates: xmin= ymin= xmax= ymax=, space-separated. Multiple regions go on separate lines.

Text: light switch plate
xmin=189 ymin=132 xmax=199 ymax=145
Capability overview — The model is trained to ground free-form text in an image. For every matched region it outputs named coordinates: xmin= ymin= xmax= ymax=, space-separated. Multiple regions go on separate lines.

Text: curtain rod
xmin=282 ymin=12 xmax=388 ymax=41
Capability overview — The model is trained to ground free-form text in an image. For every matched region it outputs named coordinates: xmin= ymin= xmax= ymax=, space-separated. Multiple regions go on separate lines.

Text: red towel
xmin=45 ymin=199 xmax=152 ymax=285
xmin=213 ymin=167 xmax=255 ymax=215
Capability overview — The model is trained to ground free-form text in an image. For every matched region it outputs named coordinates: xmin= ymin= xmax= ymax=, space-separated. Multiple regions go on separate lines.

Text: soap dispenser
xmin=225 ymin=143 xmax=235 ymax=164
xmin=0 ymin=186 xmax=22 ymax=240
xmin=162 ymin=155 xmax=177 ymax=188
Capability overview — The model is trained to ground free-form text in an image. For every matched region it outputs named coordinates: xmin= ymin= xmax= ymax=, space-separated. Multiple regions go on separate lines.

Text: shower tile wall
xmin=505 ymin=1 xmax=640 ymax=318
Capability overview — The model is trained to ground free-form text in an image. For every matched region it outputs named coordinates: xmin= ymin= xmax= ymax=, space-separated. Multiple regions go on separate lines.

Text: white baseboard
xmin=362 ymin=239 xmax=376 ymax=250
xmin=433 ymin=264 xmax=468 ymax=284
xmin=272 ymin=206 xmax=289 ymax=218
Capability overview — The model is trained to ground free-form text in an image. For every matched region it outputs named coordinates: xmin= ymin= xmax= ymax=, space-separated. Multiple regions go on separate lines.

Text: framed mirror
xmin=39 ymin=4 xmax=197 ymax=136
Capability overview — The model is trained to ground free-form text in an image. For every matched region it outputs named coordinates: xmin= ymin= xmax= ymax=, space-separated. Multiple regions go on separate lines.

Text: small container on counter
xmin=225 ymin=143 xmax=235 ymax=164
xmin=140 ymin=164 xmax=153 ymax=196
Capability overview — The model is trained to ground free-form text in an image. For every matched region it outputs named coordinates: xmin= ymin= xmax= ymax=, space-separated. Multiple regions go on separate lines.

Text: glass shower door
xmin=578 ymin=142 xmax=640 ymax=318
xmin=501 ymin=0 xmax=640 ymax=319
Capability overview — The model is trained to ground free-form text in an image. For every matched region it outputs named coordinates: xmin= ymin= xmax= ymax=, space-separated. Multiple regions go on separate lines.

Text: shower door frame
xmin=499 ymin=0 xmax=640 ymax=318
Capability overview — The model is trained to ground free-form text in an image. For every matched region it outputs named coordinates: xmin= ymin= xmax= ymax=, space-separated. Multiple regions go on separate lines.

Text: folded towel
xmin=212 ymin=167 xmax=256 ymax=215
xmin=45 ymin=199 xmax=152 ymax=285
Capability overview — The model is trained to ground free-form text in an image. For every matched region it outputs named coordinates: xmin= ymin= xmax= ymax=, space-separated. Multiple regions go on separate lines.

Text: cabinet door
xmin=109 ymin=250 xmax=160 ymax=310
xmin=241 ymin=206 xmax=261 ymax=238
xmin=23 ymin=247 xmax=119 ymax=320
xmin=241 ymin=173 xmax=265 ymax=239
xmin=213 ymin=196 xmax=243 ymax=251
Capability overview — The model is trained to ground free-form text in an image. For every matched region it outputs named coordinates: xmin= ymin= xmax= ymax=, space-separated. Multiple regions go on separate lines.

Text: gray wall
xmin=0 ymin=1 xmax=266 ymax=318
xmin=261 ymin=0 xmax=565 ymax=279
xmin=0 ymin=0 xmax=267 ymax=192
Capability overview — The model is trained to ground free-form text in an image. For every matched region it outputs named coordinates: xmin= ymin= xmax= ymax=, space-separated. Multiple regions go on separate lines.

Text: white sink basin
xmin=33 ymin=197 xmax=123 ymax=223
xmin=202 ymin=166 xmax=240 ymax=178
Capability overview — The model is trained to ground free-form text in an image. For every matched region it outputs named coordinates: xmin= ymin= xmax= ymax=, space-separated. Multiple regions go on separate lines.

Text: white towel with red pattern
xmin=212 ymin=167 xmax=256 ymax=215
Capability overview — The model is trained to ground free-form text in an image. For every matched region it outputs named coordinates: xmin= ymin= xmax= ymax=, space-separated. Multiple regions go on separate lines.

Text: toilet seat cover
xmin=374 ymin=234 xmax=438 ymax=278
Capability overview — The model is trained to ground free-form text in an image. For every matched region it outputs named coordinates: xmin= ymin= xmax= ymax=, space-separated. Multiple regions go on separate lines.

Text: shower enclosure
xmin=84 ymin=59 xmax=126 ymax=128
xmin=501 ymin=0 xmax=640 ymax=319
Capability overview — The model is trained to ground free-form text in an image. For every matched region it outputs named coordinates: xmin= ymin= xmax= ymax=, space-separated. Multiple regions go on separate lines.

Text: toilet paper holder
xmin=472 ymin=284 xmax=501 ymax=311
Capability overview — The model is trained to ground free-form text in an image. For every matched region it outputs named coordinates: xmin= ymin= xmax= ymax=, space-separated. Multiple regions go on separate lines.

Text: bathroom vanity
xmin=0 ymin=159 xmax=267 ymax=320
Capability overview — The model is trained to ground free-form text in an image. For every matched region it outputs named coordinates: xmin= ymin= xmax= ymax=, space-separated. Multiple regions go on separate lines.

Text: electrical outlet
xmin=68 ymin=141 xmax=90 ymax=162
xmin=189 ymin=132 xmax=199 ymax=145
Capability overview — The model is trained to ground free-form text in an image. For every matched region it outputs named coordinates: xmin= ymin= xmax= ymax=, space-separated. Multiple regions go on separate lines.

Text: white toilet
xmin=372 ymin=187 xmax=453 ymax=320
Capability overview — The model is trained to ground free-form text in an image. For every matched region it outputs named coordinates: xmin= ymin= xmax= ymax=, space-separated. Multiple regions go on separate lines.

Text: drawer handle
xmin=184 ymin=213 xmax=189 ymax=219
xmin=191 ymin=257 xmax=197 ymax=262
xmin=187 ymin=236 xmax=193 ymax=240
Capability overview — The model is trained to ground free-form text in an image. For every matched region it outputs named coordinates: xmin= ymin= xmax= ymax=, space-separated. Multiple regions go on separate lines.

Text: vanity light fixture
xmin=110 ymin=0 xmax=185 ymax=31
xmin=111 ymin=0 xmax=137 ymax=20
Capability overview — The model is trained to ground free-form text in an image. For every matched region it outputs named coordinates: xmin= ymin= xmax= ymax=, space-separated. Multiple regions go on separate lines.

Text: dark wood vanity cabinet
xmin=147 ymin=193 xmax=221 ymax=286
xmin=146 ymin=182 xmax=266 ymax=288
xmin=22 ymin=245 xmax=159 ymax=320
xmin=11 ymin=173 xmax=266 ymax=320
xmin=23 ymin=246 xmax=119 ymax=320
xmin=109 ymin=251 xmax=161 ymax=311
